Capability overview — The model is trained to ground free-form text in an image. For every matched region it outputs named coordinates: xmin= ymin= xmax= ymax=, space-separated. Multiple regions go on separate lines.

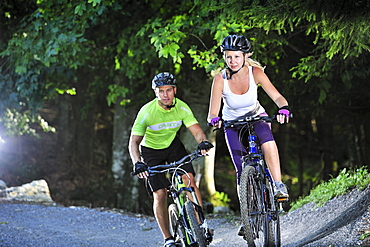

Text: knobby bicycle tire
xmin=240 ymin=165 xmax=268 ymax=247
xmin=265 ymin=178 xmax=281 ymax=246
xmin=169 ymin=203 xmax=187 ymax=246
xmin=184 ymin=200 xmax=207 ymax=247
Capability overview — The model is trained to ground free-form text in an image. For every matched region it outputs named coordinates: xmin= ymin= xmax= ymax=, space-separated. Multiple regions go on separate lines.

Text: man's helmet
xmin=152 ymin=72 xmax=177 ymax=89
xmin=220 ymin=34 xmax=251 ymax=53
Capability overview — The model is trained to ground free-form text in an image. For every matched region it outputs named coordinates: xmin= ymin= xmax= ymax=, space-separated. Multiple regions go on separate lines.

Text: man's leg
xmin=153 ymin=188 xmax=171 ymax=239
xmin=182 ymin=173 xmax=203 ymax=207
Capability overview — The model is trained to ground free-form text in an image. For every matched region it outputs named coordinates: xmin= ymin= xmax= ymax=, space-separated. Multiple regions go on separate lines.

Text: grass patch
xmin=360 ymin=232 xmax=370 ymax=240
xmin=289 ymin=166 xmax=370 ymax=211
xmin=209 ymin=191 xmax=231 ymax=208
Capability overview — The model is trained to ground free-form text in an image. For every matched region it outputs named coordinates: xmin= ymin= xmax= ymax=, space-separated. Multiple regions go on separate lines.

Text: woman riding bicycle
xmin=207 ymin=34 xmax=291 ymax=209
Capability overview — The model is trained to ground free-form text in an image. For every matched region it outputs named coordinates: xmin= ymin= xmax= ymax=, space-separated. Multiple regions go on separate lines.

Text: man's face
xmin=154 ymin=85 xmax=177 ymax=109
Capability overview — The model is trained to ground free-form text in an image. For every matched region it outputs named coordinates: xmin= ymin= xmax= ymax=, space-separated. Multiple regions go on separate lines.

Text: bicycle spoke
xmin=240 ymin=166 xmax=268 ymax=246
xmin=169 ymin=203 xmax=186 ymax=245
xmin=184 ymin=201 xmax=207 ymax=247
xmin=265 ymin=179 xmax=281 ymax=246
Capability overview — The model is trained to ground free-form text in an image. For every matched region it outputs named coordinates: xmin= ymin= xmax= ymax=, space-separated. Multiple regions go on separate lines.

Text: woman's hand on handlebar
xmin=277 ymin=106 xmax=291 ymax=124
xmin=209 ymin=117 xmax=222 ymax=128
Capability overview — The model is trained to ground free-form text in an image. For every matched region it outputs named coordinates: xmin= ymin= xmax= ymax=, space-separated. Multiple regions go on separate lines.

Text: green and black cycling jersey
xmin=131 ymin=98 xmax=198 ymax=149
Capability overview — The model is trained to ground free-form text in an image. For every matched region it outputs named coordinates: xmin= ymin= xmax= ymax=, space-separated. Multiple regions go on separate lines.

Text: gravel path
xmin=1 ymin=186 xmax=369 ymax=247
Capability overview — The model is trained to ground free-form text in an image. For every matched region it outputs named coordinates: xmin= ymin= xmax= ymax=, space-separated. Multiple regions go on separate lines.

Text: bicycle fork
xmin=171 ymin=174 xmax=201 ymax=246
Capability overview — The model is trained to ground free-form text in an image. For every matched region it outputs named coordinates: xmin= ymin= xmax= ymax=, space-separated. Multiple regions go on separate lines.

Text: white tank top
xmin=222 ymin=66 xmax=265 ymax=120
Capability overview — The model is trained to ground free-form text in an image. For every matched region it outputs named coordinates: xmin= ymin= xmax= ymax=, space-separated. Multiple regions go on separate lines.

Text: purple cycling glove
xmin=209 ymin=117 xmax=220 ymax=126
xmin=278 ymin=106 xmax=291 ymax=118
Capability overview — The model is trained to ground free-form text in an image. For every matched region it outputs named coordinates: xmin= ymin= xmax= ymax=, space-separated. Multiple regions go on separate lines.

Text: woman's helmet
xmin=151 ymin=72 xmax=177 ymax=89
xmin=220 ymin=34 xmax=251 ymax=53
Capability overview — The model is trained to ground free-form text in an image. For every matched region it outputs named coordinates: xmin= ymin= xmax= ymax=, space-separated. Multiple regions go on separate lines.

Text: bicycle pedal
xmin=277 ymin=197 xmax=289 ymax=202
xmin=207 ymin=228 xmax=214 ymax=236
xmin=278 ymin=210 xmax=286 ymax=216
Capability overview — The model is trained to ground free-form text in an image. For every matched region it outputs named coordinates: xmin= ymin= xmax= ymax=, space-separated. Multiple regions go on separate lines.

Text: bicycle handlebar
xmin=213 ymin=113 xmax=293 ymax=131
xmin=131 ymin=150 xmax=203 ymax=176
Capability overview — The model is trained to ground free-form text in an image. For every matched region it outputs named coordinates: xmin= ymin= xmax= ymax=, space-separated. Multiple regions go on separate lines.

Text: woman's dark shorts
xmin=140 ymin=137 xmax=195 ymax=192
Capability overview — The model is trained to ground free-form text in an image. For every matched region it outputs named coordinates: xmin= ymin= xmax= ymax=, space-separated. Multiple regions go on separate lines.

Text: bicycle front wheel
xmin=184 ymin=201 xmax=207 ymax=247
xmin=265 ymin=178 xmax=281 ymax=246
xmin=169 ymin=203 xmax=187 ymax=246
xmin=239 ymin=165 xmax=268 ymax=246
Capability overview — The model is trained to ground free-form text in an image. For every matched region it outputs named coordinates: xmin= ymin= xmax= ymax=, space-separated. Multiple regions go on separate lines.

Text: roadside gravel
xmin=281 ymin=185 xmax=370 ymax=247
xmin=1 ymin=185 xmax=369 ymax=247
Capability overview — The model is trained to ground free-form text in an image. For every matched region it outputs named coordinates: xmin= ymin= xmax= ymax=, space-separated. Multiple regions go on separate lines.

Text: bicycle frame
xmin=243 ymin=131 xmax=281 ymax=214
xmin=142 ymin=150 xmax=211 ymax=247
xmin=169 ymin=170 xmax=206 ymax=246
xmin=223 ymin=115 xmax=284 ymax=246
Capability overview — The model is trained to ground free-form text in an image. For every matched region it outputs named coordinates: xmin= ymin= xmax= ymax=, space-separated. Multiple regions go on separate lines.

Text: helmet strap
xmin=166 ymin=98 xmax=177 ymax=109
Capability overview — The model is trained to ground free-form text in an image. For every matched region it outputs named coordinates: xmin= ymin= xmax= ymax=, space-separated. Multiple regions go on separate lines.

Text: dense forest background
xmin=0 ymin=0 xmax=369 ymax=214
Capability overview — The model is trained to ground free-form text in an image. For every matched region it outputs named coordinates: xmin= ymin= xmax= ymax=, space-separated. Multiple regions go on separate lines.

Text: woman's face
xmin=224 ymin=51 xmax=245 ymax=71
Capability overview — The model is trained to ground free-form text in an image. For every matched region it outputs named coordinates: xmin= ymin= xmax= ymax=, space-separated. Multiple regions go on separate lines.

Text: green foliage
xmin=0 ymin=109 xmax=56 ymax=137
xmin=138 ymin=16 xmax=187 ymax=65
xmin=55 ymin=88 xmax=76 ymax=96
xmin=3 ymin=0 xmax=370 ymax=117
xmin=0 ymin=0 xmax=106 ymax=116
xmin=289 ymin=167 xmax=370 ymax=211
xmin=107 ymin=85 xmax=130 ymax=106
xmin=209 ymin=191 xmax=231 ymax=208
xmin=185 ymin=0 xmax=370 ymax=104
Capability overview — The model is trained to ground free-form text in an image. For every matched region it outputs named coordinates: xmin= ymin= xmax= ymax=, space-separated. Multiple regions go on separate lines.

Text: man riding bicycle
xmin=129 ymin=72 xmax=213 ymax=247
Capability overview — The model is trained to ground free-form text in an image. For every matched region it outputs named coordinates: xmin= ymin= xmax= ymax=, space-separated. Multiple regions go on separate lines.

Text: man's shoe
xmin=274 ymin=181 xmax=289 ymax=199
xmin=205 ymin=228 xmax=214 ymax=243
xmin=164 ymin=238 xmax=176 ymax=247
xmin=237 ymin=224 xmax=245 ymax=236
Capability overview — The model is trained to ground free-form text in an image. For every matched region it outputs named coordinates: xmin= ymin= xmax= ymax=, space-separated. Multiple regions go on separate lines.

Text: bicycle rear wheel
xmin=239 ymin=165 xmax=268 ymax=246
xmin=184 ymin=200 xmax=207 ymax=247
xmin=265 ymin=179 xmax=281 ymax=246
xmin=169 ymin=203 xmax=187 ymax=246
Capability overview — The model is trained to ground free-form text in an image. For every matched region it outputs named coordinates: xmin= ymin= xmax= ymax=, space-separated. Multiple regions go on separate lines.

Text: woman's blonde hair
xmin=245 ymin=53 xmax=265 ymax=71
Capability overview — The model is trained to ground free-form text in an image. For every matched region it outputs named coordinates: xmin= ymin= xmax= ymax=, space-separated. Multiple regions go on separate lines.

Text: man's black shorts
xmin=140 ymin=137 xmax=195 ymax=192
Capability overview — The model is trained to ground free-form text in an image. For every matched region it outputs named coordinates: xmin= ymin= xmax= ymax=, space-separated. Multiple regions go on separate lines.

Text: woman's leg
xmin=261 ymin=140 xmax=281 ymax=181
xmin=224 ymin=127 xmax=246 ymax=186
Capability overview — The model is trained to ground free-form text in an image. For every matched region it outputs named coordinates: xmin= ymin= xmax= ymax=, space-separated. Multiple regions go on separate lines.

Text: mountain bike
xmin=219 ymin=115 xmax=289 ymax=247
xmin=133 ymin=150 xmax=213 ymax=247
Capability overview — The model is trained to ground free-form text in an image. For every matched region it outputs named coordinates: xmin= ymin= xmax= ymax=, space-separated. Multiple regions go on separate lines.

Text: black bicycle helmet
xmin=220 ymin=34 xmax=251 ymax=53
xmin=151 ymin=72 xmax=177 ymax=89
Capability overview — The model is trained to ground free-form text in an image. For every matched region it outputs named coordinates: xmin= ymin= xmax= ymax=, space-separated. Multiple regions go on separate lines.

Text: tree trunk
xmin=112 ymin=103 xmax=136 ymax=209
xmin=204 ymin=128 xmax=216 ymax=196
xmin=111 ymin=101 xmax=150 ymax=213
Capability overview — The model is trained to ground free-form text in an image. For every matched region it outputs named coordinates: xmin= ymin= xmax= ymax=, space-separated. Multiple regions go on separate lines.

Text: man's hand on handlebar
xmin=133 ymin=161 xmax=149 ymax=179
xmin=197 ymin=140 xmax=214 ymax=156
